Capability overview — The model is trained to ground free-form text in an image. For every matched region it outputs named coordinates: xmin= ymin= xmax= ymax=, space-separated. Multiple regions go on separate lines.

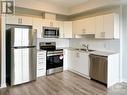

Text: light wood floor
xmin=0 ymin=71 xmax=127 ymax=95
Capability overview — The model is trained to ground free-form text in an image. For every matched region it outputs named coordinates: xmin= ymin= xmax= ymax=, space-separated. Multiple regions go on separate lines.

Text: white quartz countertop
xmin=89 ymin=51 xmax=119 ymax=56
xmin=57 ymin=47 xmax=119 ymax=56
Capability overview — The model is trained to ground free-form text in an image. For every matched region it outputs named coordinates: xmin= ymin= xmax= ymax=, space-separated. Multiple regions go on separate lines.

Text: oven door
xmin=46 ymin=53 xmax=63 ymax=70
xmin=46 ymin=53 xmax=63 ymax=75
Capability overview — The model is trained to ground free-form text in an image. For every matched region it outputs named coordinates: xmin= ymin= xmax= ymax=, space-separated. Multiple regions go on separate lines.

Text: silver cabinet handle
xmin=101 ymin=32 xmax=105 ymax=37
xmin=18 ymin=18 xmax=22 ymax=24
xmin=50 ymin=21 xmax=53 ymax=27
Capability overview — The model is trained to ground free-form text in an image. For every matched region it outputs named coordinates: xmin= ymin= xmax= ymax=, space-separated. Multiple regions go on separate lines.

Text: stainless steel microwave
xmin=42 ymin=27 xmax=59 ymax=38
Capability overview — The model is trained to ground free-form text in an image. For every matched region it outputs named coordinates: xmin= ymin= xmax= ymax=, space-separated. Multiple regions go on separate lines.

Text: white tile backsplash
xmin=69 ymin=38 xmax=120 ymax=52
xmin=37 ymin=38 xmax=70 ymax=50
xmin=37 ymin=38 xmax=120 ymax=52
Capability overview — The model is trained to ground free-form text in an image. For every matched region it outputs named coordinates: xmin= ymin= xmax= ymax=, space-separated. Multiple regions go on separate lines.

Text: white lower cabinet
xmin=37 ymin=51 xmax=46 ymax=77
xmin=78 ymin=52 xmax=89 ymax=77
xmin=33 ymin=18 xmax=43 ymax=38
xmin=66 ymin=49 xmax=90 ymax=78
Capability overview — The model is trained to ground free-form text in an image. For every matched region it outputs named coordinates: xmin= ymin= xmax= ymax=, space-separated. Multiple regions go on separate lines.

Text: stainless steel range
xmin=40 ymin=42 xmax=63 ymax=75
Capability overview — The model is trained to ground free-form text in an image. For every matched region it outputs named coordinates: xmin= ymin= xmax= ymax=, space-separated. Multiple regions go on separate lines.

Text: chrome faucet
xmin=82 ymin=44 xmax=89 ymax=51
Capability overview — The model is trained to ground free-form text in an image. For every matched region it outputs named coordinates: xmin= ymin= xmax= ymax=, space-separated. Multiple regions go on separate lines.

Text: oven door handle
xmin=47 ymin=53 xmax=63 ymax=56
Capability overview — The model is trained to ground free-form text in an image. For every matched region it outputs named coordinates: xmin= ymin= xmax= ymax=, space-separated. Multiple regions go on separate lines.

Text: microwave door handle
xmin=56 ymin=30 xmax=59 ymax=37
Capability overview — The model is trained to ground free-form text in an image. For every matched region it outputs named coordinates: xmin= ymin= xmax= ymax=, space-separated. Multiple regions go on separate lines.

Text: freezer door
xmin=11 ymin=47 xmax=36 ymax=85
xmin=11 ymin=27 xmax=36 ymax=47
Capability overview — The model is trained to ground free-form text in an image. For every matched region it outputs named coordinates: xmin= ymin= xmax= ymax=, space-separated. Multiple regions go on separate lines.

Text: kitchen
xmin=0 ymin=0 xmax=127 ymax=95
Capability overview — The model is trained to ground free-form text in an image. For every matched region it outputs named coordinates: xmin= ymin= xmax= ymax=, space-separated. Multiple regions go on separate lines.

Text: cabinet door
xmin=42 ymin=19 xmax=50 ymax=27
xmin=21 ymin=16 xmax=33 ymax=25
xmin=6 ymin=15 xmax=20 ymax=25
xmin=33 ymin=18 xmax=43 ymax=38
xmin=74 ymin=52 xmax=80 ymax=71
xmin=83 ymin=17 xmax=95 ymax=34
xmin=58 ymin=21 xmax=64 ymax=38
xmin=78 ymin=52 xmax=89 ymax=76
xmin=37 ymin=51 xmax=46 ymax=77
xmin=63 ymin=49 xmax=68 ymax=70
xmin=95 ymin=13 xmax=119 ymax=39
xmin=6 ymin=15 xmax=33 ymax=25
xmin=67 ymin=50 xmax=78 ymax=71
xmin=63 ymin=21 xmax=73 ymax=38
xmin=95 ymin=15 xmax=104 ymax=38
xmin=52 ymin=21 xmax=60 ymax=27
xmin=42 ymin=19 xmax=60 ymax=27
xmin=73 ymin=20 xmax=82 ymax=35
xmin=103 ymin=14 xmax=114 ymax=39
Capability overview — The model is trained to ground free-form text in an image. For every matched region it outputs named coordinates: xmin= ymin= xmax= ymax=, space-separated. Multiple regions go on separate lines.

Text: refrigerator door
xmin=11 ymin=27 xmax=36 ymax=47
xmin=11 ymin=47 xmax=36 ymax=86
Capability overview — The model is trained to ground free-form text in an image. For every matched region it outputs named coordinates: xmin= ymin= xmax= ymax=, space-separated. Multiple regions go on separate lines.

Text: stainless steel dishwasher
xmin=89 ymin=54 xmax=107 ymax=84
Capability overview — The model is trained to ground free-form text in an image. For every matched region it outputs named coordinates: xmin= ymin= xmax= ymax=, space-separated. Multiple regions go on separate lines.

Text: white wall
xmin=121 ymin=5 xmax=127 ymax=82
xmin=37 ymin=38 xmax=69 ymax=50
xmin=69 ymin=38 xmax=120 ymax=52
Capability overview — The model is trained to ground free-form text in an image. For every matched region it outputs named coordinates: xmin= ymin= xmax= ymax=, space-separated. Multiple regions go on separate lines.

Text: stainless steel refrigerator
xmin=6 ymin=26 xmax=37 ymax=86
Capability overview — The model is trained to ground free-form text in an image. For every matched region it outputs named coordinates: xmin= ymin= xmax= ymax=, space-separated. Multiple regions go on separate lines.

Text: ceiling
xmin=15 ymin=0 xmax=127 ymax=15
xmin=36 ymin=0 xmax=89 ymax=8
xmin=36 ymin=0 xmax=127 ymax=8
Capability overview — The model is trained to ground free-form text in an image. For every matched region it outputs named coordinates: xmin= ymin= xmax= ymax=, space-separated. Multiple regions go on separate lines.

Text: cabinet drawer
xmin=37 ymin=60 xmax=46 ymax=63
xmin=37 ymin=65 xmax=46 ymax=69
xmin=37 ymin=57 xmax=46 ymax=60
xmin=37 ymin=62 xmax=46 ymax=67
xmin=37 ymin=61 xmax=46 ymax=66
xmin=37 ymin=68 xmax=46 ymax=77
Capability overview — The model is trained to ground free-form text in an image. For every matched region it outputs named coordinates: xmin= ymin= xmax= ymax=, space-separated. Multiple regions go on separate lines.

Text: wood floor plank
xmin=0 ymin=71 xmax=127 ymax=95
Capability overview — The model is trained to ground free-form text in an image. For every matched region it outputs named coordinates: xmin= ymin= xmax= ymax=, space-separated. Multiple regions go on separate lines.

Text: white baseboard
xmin=68 ymin=68 xmax=90 ymax=79
xmin=0 ymin=83 xmax=7 ymax=89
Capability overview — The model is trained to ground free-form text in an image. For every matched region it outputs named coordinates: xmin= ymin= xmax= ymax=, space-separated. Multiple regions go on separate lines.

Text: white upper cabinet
xmin=73 ymin=17 xmax=95 ymax=35
xmin=6 ymin=15 xmax=19 ymax=25
xmin=73 ymin=20 xmax=83 ymax=35
xmin=42 ymin=19 xmax=59 ymax=27
xmin=95 ymin=15 xmax=103 ymax=38
xmin=6 ymin=15 xmax=33 ymax=25
xmin=95 ymin=13 xmax=119 ymax=39
xmin=58 ymin=21 xmax=64 ymax=38
xmin=21 ymin=16 xmax=33 ymax=25
xmin=62 ymin=21 xmax=73 ymax=38
xmin=33 ymin=18 xmax=43 ymax=38
xmin=83 ymin=17 xmax=95 ymax=34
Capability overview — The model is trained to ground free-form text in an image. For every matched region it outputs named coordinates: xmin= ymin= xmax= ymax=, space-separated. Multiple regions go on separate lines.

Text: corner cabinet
xmin=5 ymin=15 xmax=33 ymax=25
xmin=95 ymin=13 xmax=119 ymax=39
